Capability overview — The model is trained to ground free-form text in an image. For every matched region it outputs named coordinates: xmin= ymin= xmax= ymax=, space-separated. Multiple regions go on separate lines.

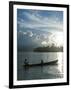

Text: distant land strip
xmin=33 ymin=46 xmax=63 ymax=52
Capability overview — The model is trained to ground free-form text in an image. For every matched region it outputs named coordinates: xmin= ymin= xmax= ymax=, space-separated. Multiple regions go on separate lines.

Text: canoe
xmin=23 ymin=59 xmax=58 ymax=67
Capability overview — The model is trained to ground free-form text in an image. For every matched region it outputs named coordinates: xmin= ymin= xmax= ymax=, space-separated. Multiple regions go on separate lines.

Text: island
xmin=33 ymin=45 xmax=63 ymax=52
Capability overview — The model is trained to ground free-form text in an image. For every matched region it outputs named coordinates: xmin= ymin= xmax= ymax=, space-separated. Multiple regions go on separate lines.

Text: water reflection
xmin=57 ymin=53 xmax=63 ymax=74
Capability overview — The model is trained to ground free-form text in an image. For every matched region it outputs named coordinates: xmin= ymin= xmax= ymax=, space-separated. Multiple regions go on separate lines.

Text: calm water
xmin=17 ymin=52 xmax=64 ymax=80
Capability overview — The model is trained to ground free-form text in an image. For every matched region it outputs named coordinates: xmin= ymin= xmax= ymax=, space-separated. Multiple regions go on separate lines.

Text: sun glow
xmin=41 ymin=32 xmax=63 ymax=47
xmin=52 ymin=33 xmax=63 ymax=47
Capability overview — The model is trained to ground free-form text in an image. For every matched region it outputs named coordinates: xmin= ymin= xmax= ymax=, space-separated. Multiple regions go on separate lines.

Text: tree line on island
xmin=34 ymin=44 xmax=63 ymax=52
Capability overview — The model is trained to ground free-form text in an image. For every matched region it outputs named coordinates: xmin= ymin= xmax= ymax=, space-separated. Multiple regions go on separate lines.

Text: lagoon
xmin=17 ymin=52 xmax=63 ymax=80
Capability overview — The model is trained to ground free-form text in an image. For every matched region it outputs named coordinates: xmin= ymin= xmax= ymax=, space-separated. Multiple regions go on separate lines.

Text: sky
xmin=17 ymin=9 xmax=63 ymax=50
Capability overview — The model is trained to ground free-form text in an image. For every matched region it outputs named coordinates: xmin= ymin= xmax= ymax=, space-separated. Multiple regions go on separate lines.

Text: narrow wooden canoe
xmin=23 ymin=59 xmax=58 ymax=67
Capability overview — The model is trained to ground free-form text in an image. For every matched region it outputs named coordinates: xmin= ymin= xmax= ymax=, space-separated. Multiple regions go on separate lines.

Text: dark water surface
xmin=17 ymin=52 xmax=63 ymax=80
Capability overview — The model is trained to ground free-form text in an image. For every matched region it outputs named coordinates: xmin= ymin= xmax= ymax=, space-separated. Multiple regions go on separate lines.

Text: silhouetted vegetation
xmin=34 ymin=44 xmax=63 ymax=52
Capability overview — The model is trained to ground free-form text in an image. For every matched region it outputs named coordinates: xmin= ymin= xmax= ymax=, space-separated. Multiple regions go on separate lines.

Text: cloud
xmin=18 ymin=30 xmax=33 ymax=37
xmin=27 ymin=31 xmax=33 ymax=37
xmin=17 ymin=10 xmax=63 ymax=47
xmin=17 ymin=10 xmax=63 ymax=32
xmin=23 ymin=32 xmax=27 ymax=35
